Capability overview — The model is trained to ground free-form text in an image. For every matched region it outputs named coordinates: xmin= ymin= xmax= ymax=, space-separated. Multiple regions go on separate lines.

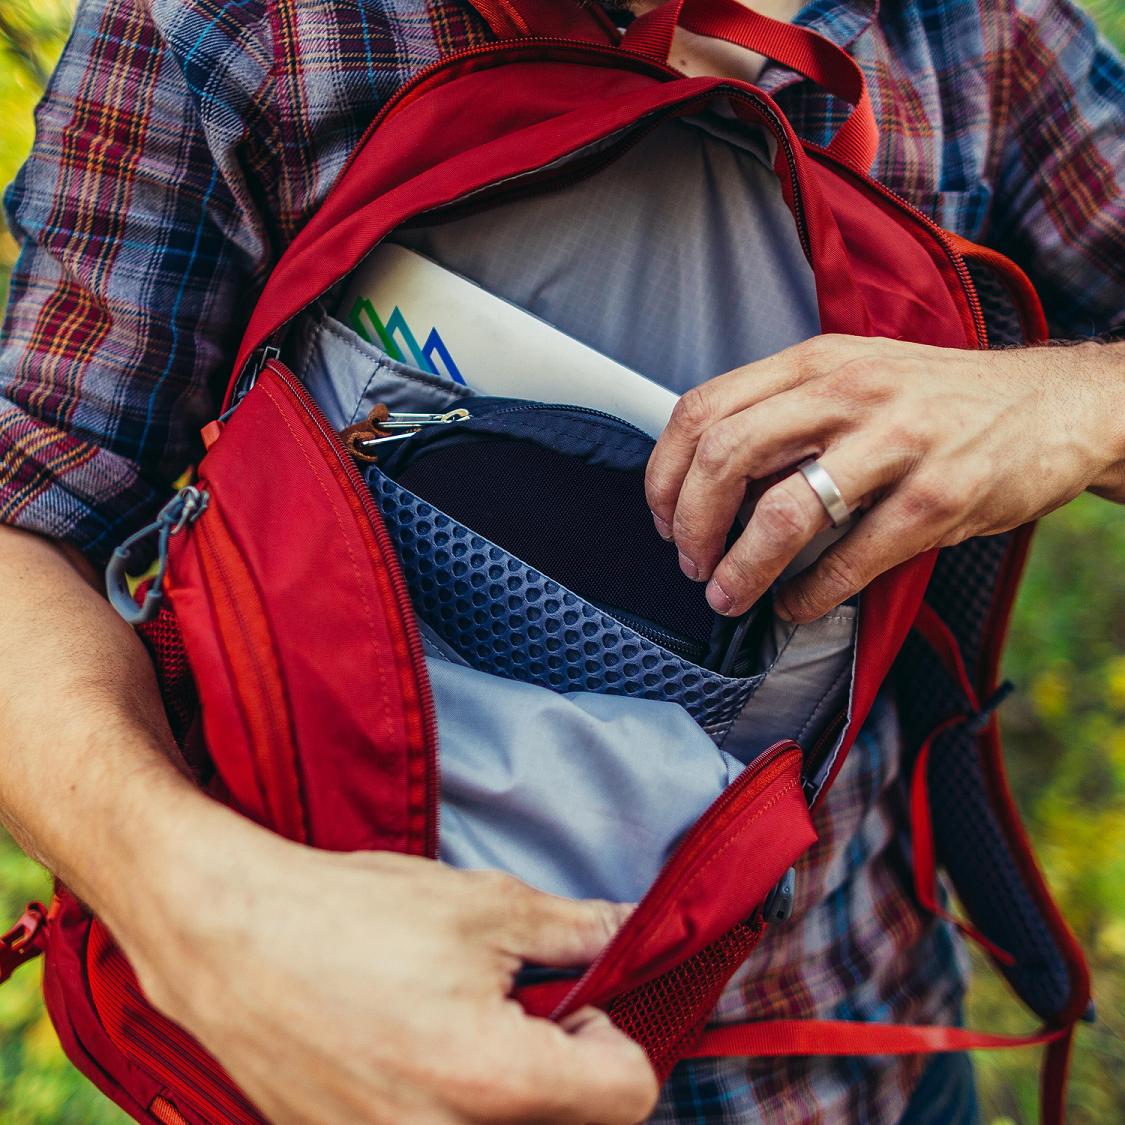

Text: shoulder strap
xmin=463 ymin=0 xmax=619 ymax=44
xmin=622 ymin=0 xmax=878 ymax=172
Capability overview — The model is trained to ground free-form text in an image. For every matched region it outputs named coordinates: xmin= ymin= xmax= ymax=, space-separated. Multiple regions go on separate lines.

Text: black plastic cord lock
xmin=964 ymin=679 xmax=1016 ymax=735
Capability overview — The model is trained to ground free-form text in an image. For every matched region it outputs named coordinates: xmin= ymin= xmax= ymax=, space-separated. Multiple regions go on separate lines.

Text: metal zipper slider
xmin=229 ymin=344 xmax=281 ymax=408
xmin=105 ymin=485 xmax=209 ymax=625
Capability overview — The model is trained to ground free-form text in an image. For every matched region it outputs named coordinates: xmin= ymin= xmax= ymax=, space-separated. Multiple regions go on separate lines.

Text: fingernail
xmin=652 ymin=512 xmax=673 ymax=540
xmin=678 ymin=550 xmax=699 ymax=581
xmin=706 ymin=578 xmax=733 ymax=615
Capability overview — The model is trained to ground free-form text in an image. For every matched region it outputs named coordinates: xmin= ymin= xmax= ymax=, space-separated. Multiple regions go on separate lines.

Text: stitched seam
xmin=633 ymin=775 xmax=803 ymax=962
xmin=319 ymin=312 xmax=474 ymax=398
xmin=260 ymin=385 xmax=396 ymax=746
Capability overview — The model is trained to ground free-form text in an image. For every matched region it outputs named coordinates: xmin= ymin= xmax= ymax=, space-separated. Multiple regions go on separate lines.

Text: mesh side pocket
xmin=136 ymin=595 xmax=198 ymax=749
xmin=607 ymin=921 xmax=765 ymax=1081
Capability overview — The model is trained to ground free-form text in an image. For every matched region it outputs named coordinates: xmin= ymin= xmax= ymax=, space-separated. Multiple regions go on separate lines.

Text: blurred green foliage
xmin=0 ymin=1 xmax=1123 ymax=1122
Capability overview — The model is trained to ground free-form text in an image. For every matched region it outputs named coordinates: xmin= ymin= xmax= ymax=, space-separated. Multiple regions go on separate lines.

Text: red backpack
xmin=1 ymin=2 xmax=1092 ymax=1122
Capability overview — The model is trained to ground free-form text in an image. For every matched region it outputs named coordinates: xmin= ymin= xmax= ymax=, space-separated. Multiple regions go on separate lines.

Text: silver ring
xmin=798 ymin=459 xmax=851 ymax=528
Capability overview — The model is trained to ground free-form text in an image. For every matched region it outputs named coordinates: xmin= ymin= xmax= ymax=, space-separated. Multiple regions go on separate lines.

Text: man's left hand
xmin=645 ymin=335 xmax=1125 ymax=623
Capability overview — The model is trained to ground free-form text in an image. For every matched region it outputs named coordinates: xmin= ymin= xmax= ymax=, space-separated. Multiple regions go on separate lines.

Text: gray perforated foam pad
xmin=896 ymin=535 xmax=1073 ymax=1021
xmin=368 ymin=469 xmax=760 ymax=740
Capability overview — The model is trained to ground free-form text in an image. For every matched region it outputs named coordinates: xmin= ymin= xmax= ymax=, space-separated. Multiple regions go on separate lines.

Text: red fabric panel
xmin=168 ymin=365 xmax=436 ymax=855
xmin=550 ymin=746 xmax=815 ymax=1016
xmin=86 ymin=920 xmax=264 ymax=1125
xmin=41 ymin=891 xmax=168 ymax=1123
xmin=815 ymin=552 xmax=937 ymax=802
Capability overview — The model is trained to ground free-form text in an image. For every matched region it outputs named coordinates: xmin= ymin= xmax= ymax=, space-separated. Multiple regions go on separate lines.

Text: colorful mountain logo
xmin=349 ymin=296 xmax=466 ymax=385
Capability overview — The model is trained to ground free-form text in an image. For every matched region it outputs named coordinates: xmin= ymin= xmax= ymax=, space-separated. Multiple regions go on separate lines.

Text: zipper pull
xmin=341 ymin=404 xmax=470 ymax=462
xmin=230 ymin=344 xmax=281 ymax=407
xmin=105 ymin=485 xmax=209 ymax=626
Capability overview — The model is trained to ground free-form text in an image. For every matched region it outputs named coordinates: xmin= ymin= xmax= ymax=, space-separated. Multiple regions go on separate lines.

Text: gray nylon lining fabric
xmin=393 ymin=112 xmax=819 ymax=394
xmin=293 ymin=113 xmax=856 ymax=901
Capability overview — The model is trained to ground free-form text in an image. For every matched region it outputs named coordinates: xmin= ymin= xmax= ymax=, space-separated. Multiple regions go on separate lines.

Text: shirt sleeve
xmin=990 ymin=0 xmax=1125 ymax=339
xmin=0 ymin=0 xmax=275 ymax=562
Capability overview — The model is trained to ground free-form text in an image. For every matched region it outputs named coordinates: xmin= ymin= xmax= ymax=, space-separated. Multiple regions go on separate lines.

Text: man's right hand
xmin=132 ymin=833 xmax=659 ymax=1125
xmin=0 ymin=525 xmax=658 ymax=1125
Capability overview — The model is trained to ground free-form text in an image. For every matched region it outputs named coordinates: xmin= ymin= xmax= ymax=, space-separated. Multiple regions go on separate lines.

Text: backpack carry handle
xmin=622 ymin=0 xmax=879 ymax=172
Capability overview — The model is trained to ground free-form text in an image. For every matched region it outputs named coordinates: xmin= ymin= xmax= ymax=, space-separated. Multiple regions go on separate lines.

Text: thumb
xmin=500 ymin=884 xmax=634 ymax=967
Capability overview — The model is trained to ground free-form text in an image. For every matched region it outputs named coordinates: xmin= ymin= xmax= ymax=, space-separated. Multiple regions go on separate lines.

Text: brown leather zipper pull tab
xmin=340 ymin=403 xmax=393 ymax=463
xmin=341 ymin=404 xmax=470 ymax=462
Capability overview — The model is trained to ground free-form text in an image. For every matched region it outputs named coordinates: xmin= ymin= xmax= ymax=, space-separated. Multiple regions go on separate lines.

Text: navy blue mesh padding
xmin=895 ymin=535 xmax=1074 ymax=1021
xmin=369 ymin=469 xmax=760 ymax=740
xmin=393 ymin=438 xmax=714 ymax=648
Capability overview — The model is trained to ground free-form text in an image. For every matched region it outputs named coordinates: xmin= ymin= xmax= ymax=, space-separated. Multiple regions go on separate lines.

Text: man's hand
xmin=0 ymin=526 xmax=657 ymax=1125
xmin=645 ymin=335 xmax=1125 ymax=623
xmin=130 ymin=832 xmax=658 ymax=1125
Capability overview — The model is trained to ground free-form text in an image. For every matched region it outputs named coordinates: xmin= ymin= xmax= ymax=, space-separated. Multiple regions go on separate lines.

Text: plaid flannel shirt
xmin=2 ymin=1 xmax=1122 ymax=1122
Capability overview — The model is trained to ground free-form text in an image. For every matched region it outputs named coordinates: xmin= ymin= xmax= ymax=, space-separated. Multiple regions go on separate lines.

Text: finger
xmin=704 ymin=439 xmax=901 ymax=616
xmin=775 ymin=488 xmax=950 ymax=623
xmin=490 ymin=876 xmax=634 ymax=967
xmin=492 ymin=1007 xmax=659 ymax=1125
xmin=668 ymin=383 xmax=853 ymax=581
xmin=645 ymin=334 xmax=866 ymax=535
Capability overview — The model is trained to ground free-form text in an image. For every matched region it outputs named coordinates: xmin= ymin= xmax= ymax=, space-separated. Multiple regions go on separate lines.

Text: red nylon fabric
xmin=688 ymin=1018 xmax=1071 ymax=1057
xmin=87 ymin=921 xmax=264 ymax=1125
xmin=168 ymin=364 xmax=437 ymax=854
xmin=548 ymin=746 xmax=814 ymax=1017
xmin=622 ymin=0 xmax=878 ymax=169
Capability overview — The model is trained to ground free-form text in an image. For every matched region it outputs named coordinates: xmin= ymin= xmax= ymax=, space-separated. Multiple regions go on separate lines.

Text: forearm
xmin=0 ymin=524 xmax=243 ymax=954
xmin=0 ymin=536 xmax=657 ymax=1124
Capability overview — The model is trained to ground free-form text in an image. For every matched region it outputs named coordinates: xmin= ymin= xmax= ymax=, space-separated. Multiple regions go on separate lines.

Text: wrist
xmin=1080 ymin=340 xmax=1125 ymax=500
xmin=89 ymin=754 xmax=278 ymax=998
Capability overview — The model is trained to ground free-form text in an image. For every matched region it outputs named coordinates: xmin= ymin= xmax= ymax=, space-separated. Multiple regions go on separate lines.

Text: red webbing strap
xmin=467 ymin=0 xmax=529 ymax=38
xmin=687 ymin=1018 xmax=1070 ymax=1058
xmin=622 ymin=0 xmax=878 ymax=170
xmin=688 ymin=1018 xmax=1076 ymax=1125
xmin=1042 ymin=1025 xmax=1075 ymax=1125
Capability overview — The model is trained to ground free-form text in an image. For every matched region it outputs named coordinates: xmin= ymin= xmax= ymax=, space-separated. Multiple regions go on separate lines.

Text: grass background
xmin=0 ymin=1 xmax=1123 ymax=1121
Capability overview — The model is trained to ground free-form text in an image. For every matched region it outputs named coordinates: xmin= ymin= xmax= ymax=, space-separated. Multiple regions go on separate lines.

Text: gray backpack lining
xmin=289 ymin=115 xmax=857 ymax=901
